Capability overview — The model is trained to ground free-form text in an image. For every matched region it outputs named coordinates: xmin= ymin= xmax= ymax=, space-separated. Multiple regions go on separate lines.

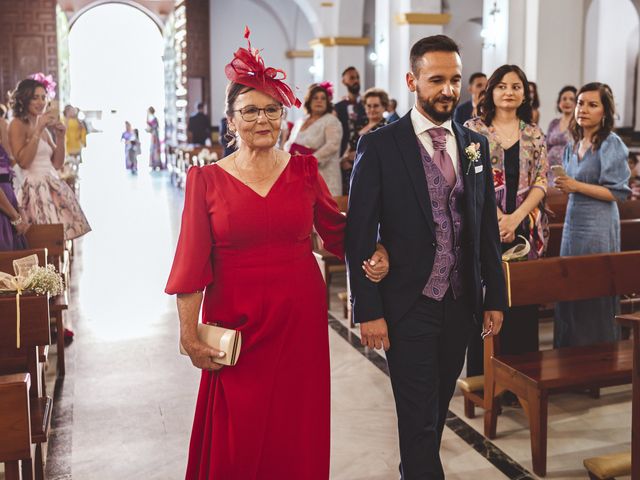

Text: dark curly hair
xmin=556 ymin=85 xmax=577 ymax=113
xmin=478 ymin=64 xmax=532 ymax=126
xmin=303 ymin=84 xmax=333 ymax=115
xmin=569 ymin=82 xmax=615 ymax=151
xmin=9 ymin=78 xmax=46 ymax=121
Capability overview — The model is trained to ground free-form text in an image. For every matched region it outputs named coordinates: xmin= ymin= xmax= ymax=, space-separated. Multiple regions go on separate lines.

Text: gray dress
xmin=554 ymin=133 xmax=631 ymax=347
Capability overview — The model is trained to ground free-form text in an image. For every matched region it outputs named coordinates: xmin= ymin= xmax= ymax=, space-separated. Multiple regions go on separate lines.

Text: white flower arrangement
xmin=25 ymin=264 xmax=64 ymax=296
xmin=465 ymin=142 xmax=481 ymax=174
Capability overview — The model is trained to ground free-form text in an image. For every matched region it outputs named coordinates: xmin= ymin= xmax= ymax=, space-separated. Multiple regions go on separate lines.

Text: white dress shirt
xmin=410 ymin=106 xmax=459 ymax=177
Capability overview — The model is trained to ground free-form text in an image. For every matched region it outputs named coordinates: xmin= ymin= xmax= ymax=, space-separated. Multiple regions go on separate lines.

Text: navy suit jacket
xmin=334 ymin=99 xmax=366 ymax=155
xmin=453 ymin=100 xmax=474 ymax=125
xmin=345 ymin=112 xmax=507 ymax=326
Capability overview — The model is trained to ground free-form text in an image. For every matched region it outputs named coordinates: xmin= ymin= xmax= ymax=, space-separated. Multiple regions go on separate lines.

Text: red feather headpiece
xmin=225 ymin=26 xmax=301 ymax=109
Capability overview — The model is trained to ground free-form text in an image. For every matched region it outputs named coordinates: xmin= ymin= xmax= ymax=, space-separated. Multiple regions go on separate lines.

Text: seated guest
xmin=8 ymin=76 xmax=91 ymax=241
xmin=340 ymin=88 xmax=389 ymax=194
xmin=465 ymin=65 xmax=548 ymax=376
xmin=386 ymin=98 xmax=400 ymax=123
xmin=454 ymin=72 xmax=486 ymax=125
xmin=529 ymin=81 xmax=541 ymax=125
xmin=187 ymin=102 xmax=211 ymax=145
xmin=0 ymin=114 xmax=28 ymax=250
xmin=554 ymin=83 xmax=631 ymax=347
xmin=546 ymin=85 xmax=577 ymax=172
xmin=285 ymin=82 xmax=342 ymax=195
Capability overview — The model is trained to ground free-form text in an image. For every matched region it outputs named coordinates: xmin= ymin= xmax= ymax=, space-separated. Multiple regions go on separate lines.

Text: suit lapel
xmin=452 ymin=121 xmax=477 ymax=227
xmin=394 ymin=114 xmax=435 ymax=236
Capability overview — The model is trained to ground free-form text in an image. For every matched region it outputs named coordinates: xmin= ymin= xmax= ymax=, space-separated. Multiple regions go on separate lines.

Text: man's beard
xmin=347 ymin=83 xmax=360 ymax=95
xmin=418 ymin=90 xmax=459 ymax=123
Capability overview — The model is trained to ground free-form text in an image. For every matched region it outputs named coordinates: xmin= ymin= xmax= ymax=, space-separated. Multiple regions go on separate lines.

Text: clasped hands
xmin=497 ymin=210 xmax=520 ymax=244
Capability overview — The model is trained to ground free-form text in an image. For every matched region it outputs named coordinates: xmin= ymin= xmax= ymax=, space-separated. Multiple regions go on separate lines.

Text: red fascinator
xmin=225 ymin=26 xmax=301 ymax=109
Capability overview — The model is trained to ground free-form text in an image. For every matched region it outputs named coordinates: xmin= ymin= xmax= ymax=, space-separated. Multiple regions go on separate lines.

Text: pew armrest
xmin=583 ymin=452 xmax=631 ymax=479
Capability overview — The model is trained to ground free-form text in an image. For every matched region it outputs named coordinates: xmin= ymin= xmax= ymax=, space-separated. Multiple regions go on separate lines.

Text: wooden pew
xmin=0 ymin=294 xmax=52 ymax=479
xmin=0 ymin=373 xmax=34 ymax=479
xmin=544 ymin=192 xmax=640 ymax=225
xmin=23 ymin=225 xmax=70 ymax=376
xmin=583 ymin=312 xmax=640 ymax=479
xmin=546 ymin=218 xmax=640 ymax=257
xmin=481 ymin=252 xmax=639 ymax=476
xmin=0 ymin=247 xmax=68 ymax=377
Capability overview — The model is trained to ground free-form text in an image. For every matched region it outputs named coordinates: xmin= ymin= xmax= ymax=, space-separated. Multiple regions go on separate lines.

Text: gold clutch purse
xmin=179 ymin=323 xmax=242 ymax=366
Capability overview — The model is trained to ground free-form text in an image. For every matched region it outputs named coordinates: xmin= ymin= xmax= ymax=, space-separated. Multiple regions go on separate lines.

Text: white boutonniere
xmin=464 ymin=142 xmax=481 ymax=174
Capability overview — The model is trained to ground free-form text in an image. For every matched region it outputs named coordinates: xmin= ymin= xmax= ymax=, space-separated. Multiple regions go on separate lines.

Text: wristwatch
xmin=10 ymin=215 xmax=23 ymax=226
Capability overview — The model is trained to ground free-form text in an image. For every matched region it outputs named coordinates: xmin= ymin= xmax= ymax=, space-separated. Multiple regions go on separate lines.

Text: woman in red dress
xmin=165 ymin=29 xmax=389 ymax=480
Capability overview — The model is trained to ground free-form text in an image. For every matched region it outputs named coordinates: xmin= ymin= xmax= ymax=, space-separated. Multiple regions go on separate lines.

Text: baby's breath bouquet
xmin=25 ymin=264 xmax=64 ymax=296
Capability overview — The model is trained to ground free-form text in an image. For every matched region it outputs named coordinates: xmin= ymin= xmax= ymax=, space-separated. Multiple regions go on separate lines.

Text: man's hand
xmin=481 ymin=310 xmax=504 ymax=338
xmin=360 ymin=317 xmax=390 ymax=351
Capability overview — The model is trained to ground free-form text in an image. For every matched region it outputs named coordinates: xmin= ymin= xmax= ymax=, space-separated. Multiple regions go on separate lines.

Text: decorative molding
xmin=320 ymin=2 xmax=334 ymax=6
xmin=286 ymin=49 xmax=313 ymax=58
xmin=309 ymin=37 xmax=371 ymax=47
xmin=395 ymin=13 xmax=451 ymax=25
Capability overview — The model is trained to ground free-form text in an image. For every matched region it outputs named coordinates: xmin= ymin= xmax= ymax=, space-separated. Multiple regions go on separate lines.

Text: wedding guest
xmin=121 ymin=121 xmax=138 ymax=174
xmin=529 ymin=81 xmax=541 ymax=125
xmin=334 ymin=66 xmax=367 ymax=155
xmin=8 ymin=77 xmax=91 ymax=241
xmin=340 ymin=88 xmax=388 ymax=194
xmin=285 ymin=82 xmax=342 ymax=195
xmin=187 ymin=102 xmax=211 ymax=145
xmin=465 ymin=65 xmax=548 ymax=376
xmin=146 ymin=106 xmax=163 ymax=169
xmin=165 ymin=29 xmax=389 ymax=480
xmin=554 ymin=83 xmax=631 ymax=347
xmin=63 ymin=104 xmax=87 ymax=167
xmin=546 ymin=85 xmax=577 ymax=171
xmin=0 ymin=113 xmax=28 ymax=250
xmin=454 ymin=72 xmax=487 ymax=125
xmin=386 ymin=98 xmax=400 ymax=123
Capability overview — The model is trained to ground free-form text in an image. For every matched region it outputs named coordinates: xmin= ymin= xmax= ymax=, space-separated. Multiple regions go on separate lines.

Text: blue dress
xmin=554 ymin=133 xmax=631 ymax=347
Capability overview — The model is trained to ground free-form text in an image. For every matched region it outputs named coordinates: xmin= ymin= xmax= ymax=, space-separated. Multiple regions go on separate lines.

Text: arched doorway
xmin=68 ymin=2 xmax=165 ymax=163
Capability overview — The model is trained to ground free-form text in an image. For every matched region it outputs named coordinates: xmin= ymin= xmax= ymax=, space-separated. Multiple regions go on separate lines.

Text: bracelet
xmin=10 ymin=215 xmax=22 ymax=226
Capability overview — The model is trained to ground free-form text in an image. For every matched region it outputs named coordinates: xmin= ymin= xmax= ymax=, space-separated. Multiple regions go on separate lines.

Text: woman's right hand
xmin=14 ymin=221 xmax=30 ymax=235
xmin=181 ymin=337 xmax=226 ymax=371
xmin=35 ymin=113 xmax=55 ymax=133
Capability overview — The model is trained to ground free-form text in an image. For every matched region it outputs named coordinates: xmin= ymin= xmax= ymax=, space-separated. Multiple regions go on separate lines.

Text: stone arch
xmin=69 ymin=1 xmax=164 ymax=33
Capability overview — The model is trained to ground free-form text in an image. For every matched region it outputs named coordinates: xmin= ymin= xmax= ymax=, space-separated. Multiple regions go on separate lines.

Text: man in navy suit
xmin=453 ymin=72 xmax=487 ymax=125
xmin=346 ymin=35 xmax=506 ymax=480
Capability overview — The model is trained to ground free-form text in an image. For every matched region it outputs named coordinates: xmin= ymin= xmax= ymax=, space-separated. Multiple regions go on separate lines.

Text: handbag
xmin=501 ymin=235 xmax=531 ymax=262
xmin=179 ymin=323 xmax=242 ymax=366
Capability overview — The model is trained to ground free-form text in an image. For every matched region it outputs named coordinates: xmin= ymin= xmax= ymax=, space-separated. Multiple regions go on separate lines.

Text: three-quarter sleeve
xmin=599 ymin=134 xmax=632 ymax=202
xmin=313 ymin=115 xmax=342 ymax=167
xmin=307 ymin=156 xmax=345 ymax=259
xmin=165 ymin=167 xmax=214 ymax=294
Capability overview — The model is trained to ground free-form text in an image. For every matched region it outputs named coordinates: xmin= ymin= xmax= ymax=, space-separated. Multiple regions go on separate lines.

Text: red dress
xmin=166 ymin=154 xmax=345 ymax=480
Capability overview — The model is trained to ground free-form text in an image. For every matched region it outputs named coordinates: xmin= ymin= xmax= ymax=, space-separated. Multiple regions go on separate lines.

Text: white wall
xmin=583 ymin=0 xmax=638 ymax=127
xmin=444 ymin=0 xmax=484 ymax=104
xmin=209 ymin=0 xmax=314 ymax=123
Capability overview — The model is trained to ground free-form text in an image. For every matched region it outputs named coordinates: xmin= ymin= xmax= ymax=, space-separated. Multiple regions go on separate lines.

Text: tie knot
xmin=427 ymin=127 xmax=447 ymax=151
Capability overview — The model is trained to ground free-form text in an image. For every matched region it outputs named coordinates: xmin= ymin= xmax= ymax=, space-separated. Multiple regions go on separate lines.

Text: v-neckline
xmin=214 ymin=157 xmax=292 ymax=199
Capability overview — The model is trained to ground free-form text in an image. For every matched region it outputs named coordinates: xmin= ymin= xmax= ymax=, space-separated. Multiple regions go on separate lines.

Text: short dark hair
xmin=9 ymin=78 xmax=46 ymax=121
xmin=410 ymin=35 xmax=460 ymax=75
xmin=468 ymin=72 xmax=486 ymax=84
xmin=479 ymin=64 xmax=532 ymax=126
xmin=197 ymin=102 xmax=204 ymax=110
xmin=341 ymin=66 xmax=357 ymax=77
xmin=570 ymin=82 xmax=615 ymax=151
xmin=363 ymin=88 xmax=389 ymax=109
xmin=556 ymin=85 xmax=577 ymax=113
xmin=303 ymin=84 xmax=333 ymax=115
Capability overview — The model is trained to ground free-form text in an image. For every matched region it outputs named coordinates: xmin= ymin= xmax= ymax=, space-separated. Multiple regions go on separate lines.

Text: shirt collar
xmin=410 ymin=106 xmax=454 ymax=137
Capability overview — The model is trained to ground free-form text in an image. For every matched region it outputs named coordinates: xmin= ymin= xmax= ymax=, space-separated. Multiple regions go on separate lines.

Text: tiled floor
xmin=2 ymin=131 xmax=633 ymax=479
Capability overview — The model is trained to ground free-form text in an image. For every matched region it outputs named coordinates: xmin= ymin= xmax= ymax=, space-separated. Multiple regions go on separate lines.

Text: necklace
xmin=233 ymin=150 xmax=280 ymax=185
xmin=492 ymin=121 xmax=520 ymax=145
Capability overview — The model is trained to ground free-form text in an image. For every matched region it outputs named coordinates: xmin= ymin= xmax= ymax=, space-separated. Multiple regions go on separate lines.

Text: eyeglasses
xmin=233 ymin=105 xmax=284 ymax=121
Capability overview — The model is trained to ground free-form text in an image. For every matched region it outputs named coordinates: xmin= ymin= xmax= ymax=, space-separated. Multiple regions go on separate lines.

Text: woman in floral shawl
xmin=464 ymin=65 xmax=549 ymax=378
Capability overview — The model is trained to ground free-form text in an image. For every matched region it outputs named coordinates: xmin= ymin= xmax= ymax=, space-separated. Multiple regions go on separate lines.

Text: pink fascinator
xmin=29 ymin=72 xmax=56 ymax=99
xmin=225 ymin=26 xmax=301 ymax=108
xmin=317 ymin=81 xmax=334 ymax=99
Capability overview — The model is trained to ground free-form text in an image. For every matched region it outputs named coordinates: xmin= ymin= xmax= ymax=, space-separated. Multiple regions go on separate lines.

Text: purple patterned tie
xmin=427 ymin=127 xmax=455 ymax=187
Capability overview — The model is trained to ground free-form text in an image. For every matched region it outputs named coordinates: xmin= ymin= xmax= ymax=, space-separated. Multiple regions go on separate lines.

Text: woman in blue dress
xmin=554 ymin=83 xmax=631 ymax=347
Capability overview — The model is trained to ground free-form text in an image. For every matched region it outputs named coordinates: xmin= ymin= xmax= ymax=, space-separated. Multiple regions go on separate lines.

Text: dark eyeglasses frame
xmin=233 ymin=106 xmax=284 ymax=121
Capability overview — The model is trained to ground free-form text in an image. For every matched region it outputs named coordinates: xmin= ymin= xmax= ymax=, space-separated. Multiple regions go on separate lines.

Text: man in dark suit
xmin=187 ymin=102 xmax=212 ymax=145
xmin=346 ymin=36 xmax=506 ymax=480
xmin=453 ymin=72 xmax=487 ymax=125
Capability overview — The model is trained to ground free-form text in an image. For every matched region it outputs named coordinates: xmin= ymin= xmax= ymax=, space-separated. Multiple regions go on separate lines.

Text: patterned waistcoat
xmin=417 ymin=140 xmax=465 ymax=300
